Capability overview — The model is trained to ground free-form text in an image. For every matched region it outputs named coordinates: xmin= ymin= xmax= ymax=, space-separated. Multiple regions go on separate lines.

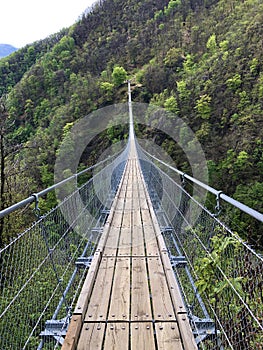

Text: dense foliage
xmin=0 ymin=0 xmax=262 ymax=247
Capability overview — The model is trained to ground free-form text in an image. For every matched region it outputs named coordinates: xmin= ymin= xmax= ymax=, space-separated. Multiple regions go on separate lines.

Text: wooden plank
xmin=84 ymin=258 xmax=115 ymax=322
xmin=155 ymin=322 xmax=183 ymax=350
xmin=132 ymin=194 xmax=140 ymax=211
xmin=121 ymin=210 xmax=131 ymax=229
xmin=143 ymin=225 xmax=159 ymax=256
xmin=139 ymin=195 xmax=149 ymax=210
xmin=141 ymin=209 xmax=160 ymax=256
xmin=132 ymin=168 xmax=141 ymax=210
xmin=132 ymin=210 xmax=145 ymax=256
xmin=118 ymin=227 xmax=131 ymax=256
xmin=111 ymin=210 xmax=124 ymax=228
xmin=126 ymin=181 xmax=133 ymax=192
xmin=118 ymin=211 xmax=131 ymax=256
xmin=104 ymin=322 xmax=129 ymax=350
xmin=61 ymin=315 xmax=82 ymax=350
xmin=108 ymin=257 xmax=130 ymax=321
xmin=147 ymin=257 xmax=175 ymax=320
xmin=125 ymin=196 xmax=133 ymax=210
xmin=77 ymin=323 xmax=105 ymax=350
xmin=131 ymin=322 xmax=156 ymax=350
xmin=131 ymin=258 xmax=152 ymax=321
xmin=177 ymin=314 xmax=198 ymax=350
xmin=103 ymin=227 xmax=121 ymax=257
xmin=145 ymin=233 xmax=159 ymax=256
xmin=74 ymin=252 xmax=101 ymax=315
xmin=115 ymin=197 xmax=125 ymax=210
xmin=148 ymin=204 xmax=168 ymax=252
xmin=160 ymin=251 xmax=187 ymax=314
xmin=125 ymin=189 xmax=133 ymax=198
xmin=103 ymin=210 xmax=122 ymax=256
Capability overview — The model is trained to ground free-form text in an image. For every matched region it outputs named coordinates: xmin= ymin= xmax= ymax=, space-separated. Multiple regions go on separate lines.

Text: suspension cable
xmin=139 ymin=146 xmax=263 ymax=223
xmin=0 ymin=148 xmax=125 ymax=219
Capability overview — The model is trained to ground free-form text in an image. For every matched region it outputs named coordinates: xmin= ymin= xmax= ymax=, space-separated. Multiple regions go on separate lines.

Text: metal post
xmin=128 ymin=80 xmax=135 ymax=142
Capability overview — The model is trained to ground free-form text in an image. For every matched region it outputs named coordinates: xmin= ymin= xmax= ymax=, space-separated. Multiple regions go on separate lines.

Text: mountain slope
xmin=0 ymin=44 xmax=17 ymax=58
xmin=0 ymin=0 xmax=262 ymax=247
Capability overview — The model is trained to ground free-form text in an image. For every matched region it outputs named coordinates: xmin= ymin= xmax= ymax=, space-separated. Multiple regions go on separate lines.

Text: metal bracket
xmin=191 ymin=316 xmax=216 ymax=345
xmin=180 ymin=173 xmax=186 ymax=188
xmin=75 ymin=256 xmax=93 ymax=268
xmin=160 ymin=226 xmax=174 ymax=234
xmin=101 ymin=209 xmax=110 ymax=216
xmin=32 ymin=193 xmax=41 ymax=218
xmin=214 ymin=191 xmax=223 ymax=217
xmin=170 ymin=255 xmax=187 ymax=268
xmin=91 ymin=227 xmax=104 ymax=235
xmin=40 ymin=318 xmax=68 ymax=345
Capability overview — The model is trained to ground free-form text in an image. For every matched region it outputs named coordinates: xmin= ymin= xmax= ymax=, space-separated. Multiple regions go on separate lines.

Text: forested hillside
xmin=0 ymin=0 xmax=262 ymax=247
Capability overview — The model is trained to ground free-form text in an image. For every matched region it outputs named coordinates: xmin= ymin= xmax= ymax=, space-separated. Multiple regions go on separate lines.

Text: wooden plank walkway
xmin=62 ymin=146 xmax=197 ymax=350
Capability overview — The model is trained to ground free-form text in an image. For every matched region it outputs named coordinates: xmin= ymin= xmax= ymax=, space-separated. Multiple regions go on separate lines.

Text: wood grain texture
xmin=77 ymin=323 xmax=105 ymax=350
xmin=131 ymin=257 xmax=152 ymax=321
xmin=131 ymin=322 xmax=156 ymax=350
xmin=104 ymin=322 xmax=129 ymax=350
xmin=147 ymin=257 xmax=175 ymax=321
xmin=155 ymin=322 xmax=183 ymax=350
xmin=108 ymin=257 xmax=130 ymax=321
xmin=84 ymin=258 xmax=115 ymax=322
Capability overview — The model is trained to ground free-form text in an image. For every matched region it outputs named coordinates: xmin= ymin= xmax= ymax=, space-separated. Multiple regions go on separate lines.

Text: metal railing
xmin=0 ymin=147 xmax=128 ymax=349
xmin=137 ymin=143 xmax=263 ymax=349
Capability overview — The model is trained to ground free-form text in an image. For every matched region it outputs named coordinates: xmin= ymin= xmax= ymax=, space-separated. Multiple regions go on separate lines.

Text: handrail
xmin=0 ymin=149 xmax=125 ymax=219
xmin=139 ymin=147 xmax=263 ymax=223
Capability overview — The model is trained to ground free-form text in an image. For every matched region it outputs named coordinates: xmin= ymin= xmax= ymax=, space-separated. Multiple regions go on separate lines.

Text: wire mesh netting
xmin=0 ymin=148 xmax=128 ymax=350
xmin=138 ymin=143 xmax=263 ymax=350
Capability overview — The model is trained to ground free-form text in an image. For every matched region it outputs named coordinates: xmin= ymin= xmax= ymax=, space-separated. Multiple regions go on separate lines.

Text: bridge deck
xmin=62 ymin=150 xmax=197 ymax=350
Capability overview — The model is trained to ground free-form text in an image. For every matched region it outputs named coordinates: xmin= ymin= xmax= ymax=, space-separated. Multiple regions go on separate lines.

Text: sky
xmin=0 ymin=0 xmax=96 ymax=48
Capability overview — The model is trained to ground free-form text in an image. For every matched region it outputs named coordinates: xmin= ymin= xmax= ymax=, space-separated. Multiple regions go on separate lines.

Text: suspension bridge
xmin=0 ymin=82 xmax=262 ymax=349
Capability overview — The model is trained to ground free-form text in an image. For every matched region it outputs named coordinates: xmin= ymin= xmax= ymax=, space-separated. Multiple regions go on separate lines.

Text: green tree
xmin=112 ymin=66 xmax=127 ymax=86
xmin=164 ymin=96 xmax=179 ymax=114
xmin=195 ymin=94 xmax=212 ymax=119
xmin=206 ymin=33 xmax=217 ymax=54
xmin=100 ymin=81 xmax=114 ymax=93
xmin=176 ymin=80 xmax=190 ymax=101
xmin=226 ymin=74 xmax=242 ymax=91
xmin=164 ymin=47 xmax=184 ymax=68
